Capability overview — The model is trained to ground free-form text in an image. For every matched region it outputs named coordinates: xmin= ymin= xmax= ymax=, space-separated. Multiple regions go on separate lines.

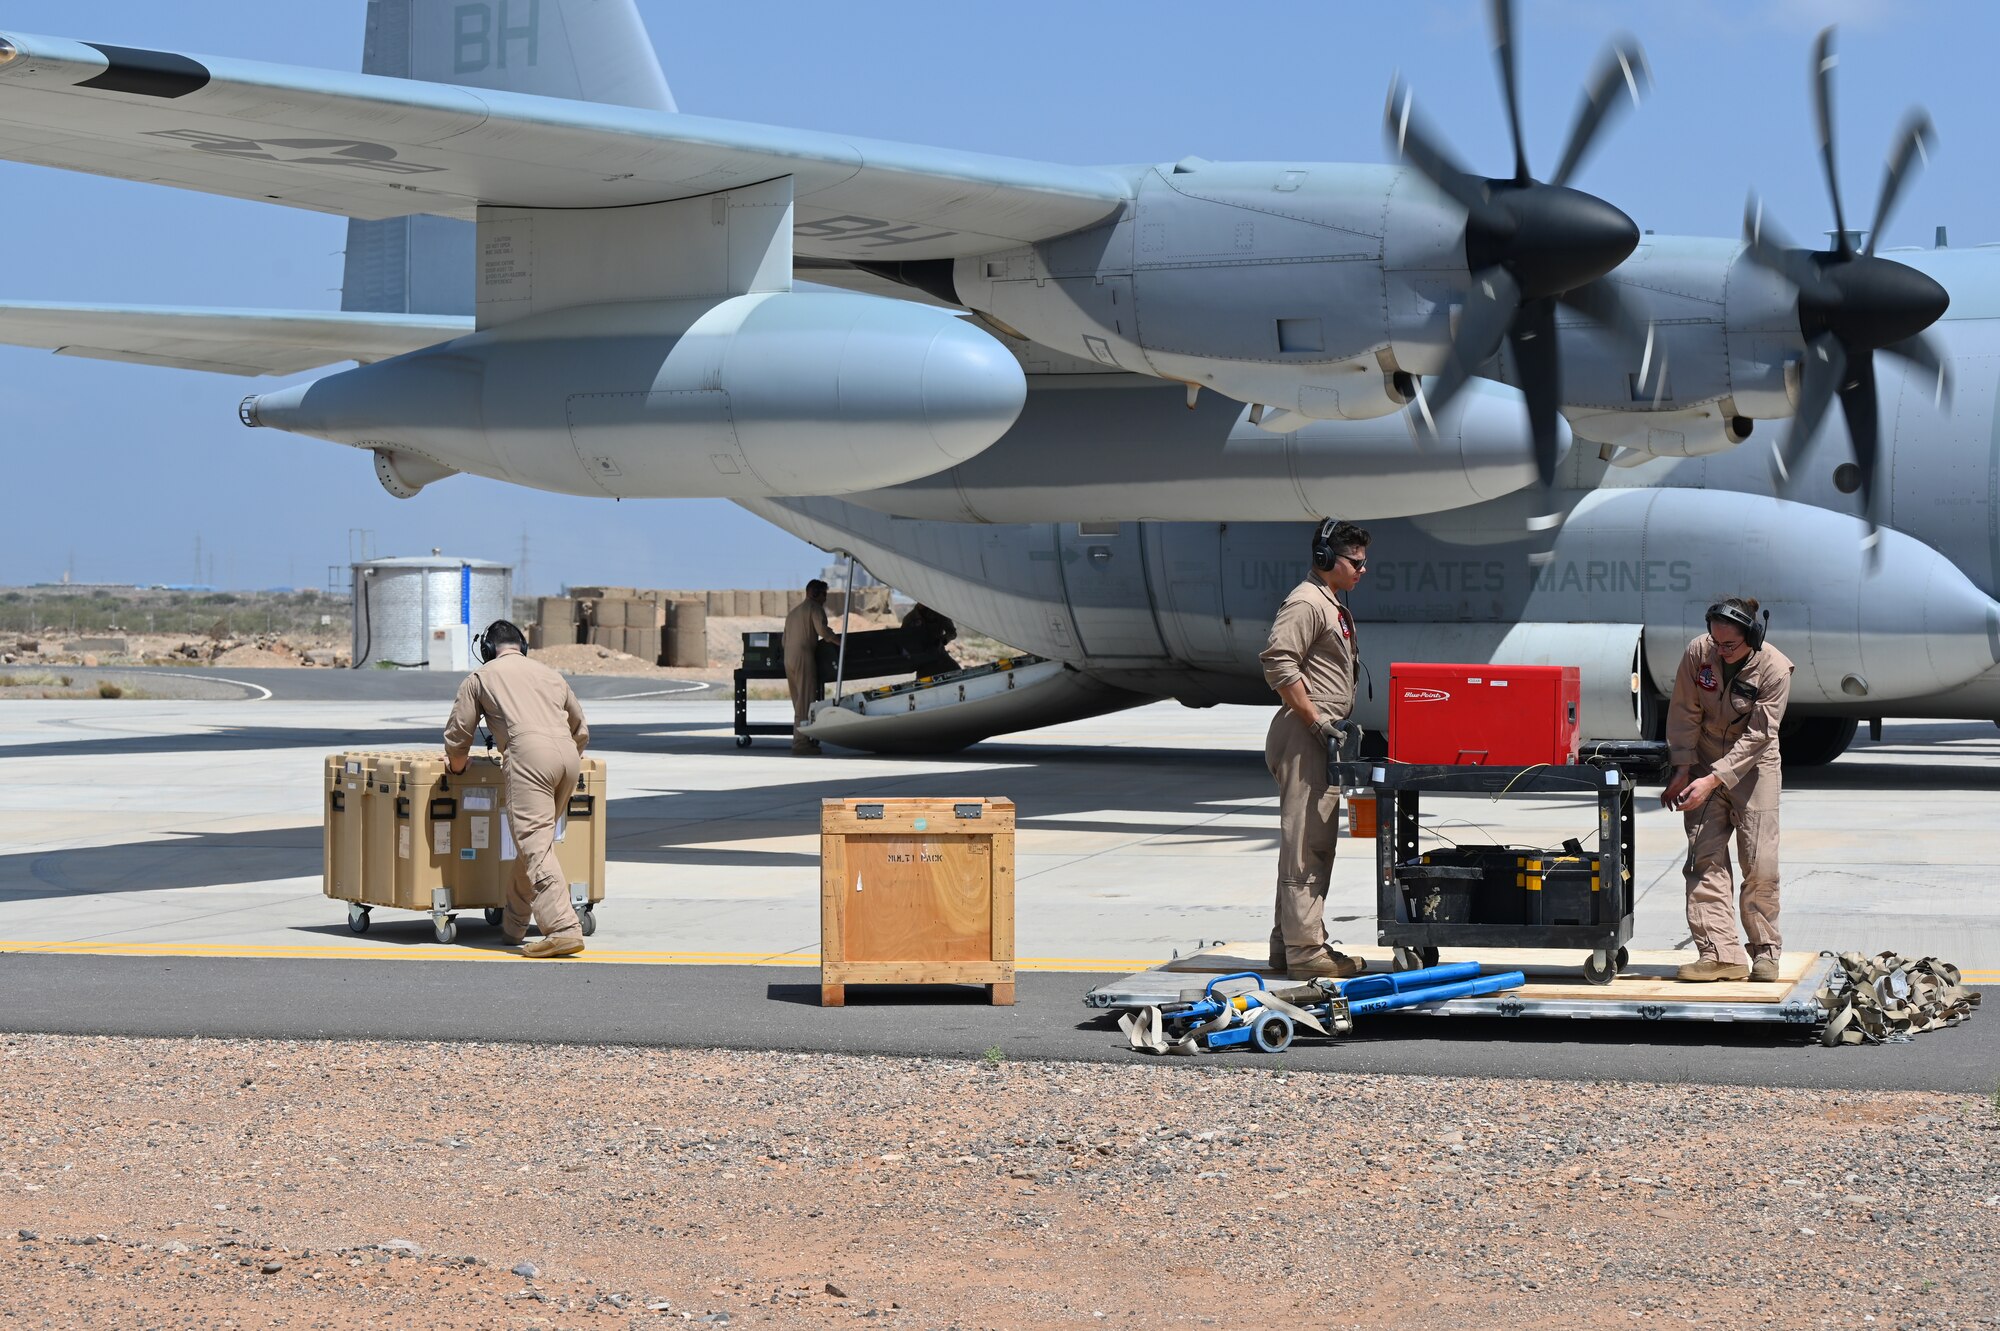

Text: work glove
xmin=1313 ymin=715 xmax=1364 ymax=760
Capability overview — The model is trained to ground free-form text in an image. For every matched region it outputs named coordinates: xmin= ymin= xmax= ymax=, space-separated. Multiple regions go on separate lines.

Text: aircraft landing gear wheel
xmin=735 ymin=736 xmax=752 ymax=749
xmin=346 ymin=904 xmax=370 ymax=935
xmin=578 ymin=906 xmax=597 ymax=937
xmin=1250 ymin=1009 xmax=1295 ymax=1054
xmin=1393 ymin=947 xmax=1440 ymax=972
xmin=433 ymin=916 xmax=458 ymax=945
xmin=484 ymin=908 xmax=504 ymax=928
xmin=1583 ymin=948 xmax=1620 ymax=986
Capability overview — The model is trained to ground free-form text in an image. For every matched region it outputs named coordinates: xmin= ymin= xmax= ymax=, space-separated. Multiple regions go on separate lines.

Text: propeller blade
xmin=1773 ymin=330 xmax=1845 ymax=487
xmin=1742 ymin=196 xmax=1835 ymax=303
xmin=1488 ymin=0 xmax=1531 ymax=183
xmin=1810 ymin=27 xmax=1850 ymax=255
xmin=1551 ymin=35 xmax=1650 ymax=188
xmin=1865 ymin=108 xmax=1937 ymax=256
xmin=1557 ymin=276 xmax=1652 ymax=355
xmin=1506 ymin=297 xmax=1564 ymax=490
xmin=1384 ymin=78 xmax=1494 ymax=218
xmin=1880 ymin=331 xmax=1953 ymax=410
xmin=1835 ymin=355 xmax=1881 ymax=531
xmin=1421 ymin=265 xmax=1521 ymax=428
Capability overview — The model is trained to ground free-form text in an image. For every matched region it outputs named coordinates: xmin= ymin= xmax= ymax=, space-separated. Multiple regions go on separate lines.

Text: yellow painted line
xmin=0 ymin=940 xmax=1159 ymax=972
xmin=1961 ymin=970 xmax=2000 ymax=983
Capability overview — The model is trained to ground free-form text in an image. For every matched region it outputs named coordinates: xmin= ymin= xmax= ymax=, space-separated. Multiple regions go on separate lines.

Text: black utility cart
xmin=1333 ymin=760 xmax=1638 ymax=985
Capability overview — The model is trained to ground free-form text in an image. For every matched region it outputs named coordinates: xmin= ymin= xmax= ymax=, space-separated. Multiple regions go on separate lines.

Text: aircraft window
xmin=1078 ymin=522 xmax=1121 ymax=537
xmin=1833 ymin=463 xmax=1861 ymax=494
xmin=1277 ymin=318 xmax=1324 ymax=353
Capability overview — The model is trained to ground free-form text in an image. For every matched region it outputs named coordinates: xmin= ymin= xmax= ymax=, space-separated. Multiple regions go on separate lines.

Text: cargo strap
xmin=1119 ymin=985 xmax=1333 ymax=1057
xmin=1815 ymin=951 xmax=1981 ymax=1047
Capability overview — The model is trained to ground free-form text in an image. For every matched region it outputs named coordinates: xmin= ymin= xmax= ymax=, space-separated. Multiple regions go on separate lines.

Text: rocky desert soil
xmin=2 ymin=1036 xmax=1995 ymax=1330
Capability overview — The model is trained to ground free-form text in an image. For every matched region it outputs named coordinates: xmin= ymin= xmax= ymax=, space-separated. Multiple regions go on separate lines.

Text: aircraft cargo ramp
xmin=800 ymin=657 xmax=1146 ymax=753
xmin=1086 ymin=944 xmax=1837 ymax=1026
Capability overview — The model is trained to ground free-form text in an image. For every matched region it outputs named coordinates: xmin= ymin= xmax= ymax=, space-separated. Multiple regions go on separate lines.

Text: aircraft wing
xmin=0 ymin=302 xmax=470 ymax=376
xmin=0 ymin=33 xmax=1132 ymax=261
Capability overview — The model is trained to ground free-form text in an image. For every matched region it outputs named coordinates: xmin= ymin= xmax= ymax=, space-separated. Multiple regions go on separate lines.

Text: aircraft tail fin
xmin=341 ymin=0 xmax=676 ymax=316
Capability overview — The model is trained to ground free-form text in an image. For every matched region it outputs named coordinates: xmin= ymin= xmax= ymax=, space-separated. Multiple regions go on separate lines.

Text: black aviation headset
xmin=1705 ymin=600 xmax=1769 ymax=652
xmin=1311 ymin=517 xmax=1343 ymax=572
xmin=474 ymin=618 xmax=528 ymax=664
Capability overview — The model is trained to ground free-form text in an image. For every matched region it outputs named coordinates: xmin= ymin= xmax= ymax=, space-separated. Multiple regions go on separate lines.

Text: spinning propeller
xmin=1385 ymin=0 xmax=1653 ymax=494
xmin=1743 ymin=27 xmax=1950 ymax=545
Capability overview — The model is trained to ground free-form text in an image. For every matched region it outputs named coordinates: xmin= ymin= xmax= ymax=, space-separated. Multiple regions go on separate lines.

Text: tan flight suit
xmin=783 ymin=596 xmax=839 ymax=751
xmin=1258 ymin=578 xmax=1359 ymax=969
xmin=443 ymin=651 xmax=591 ymax=944
xmin=1666 ymin=634 xmax=1795 ymax=967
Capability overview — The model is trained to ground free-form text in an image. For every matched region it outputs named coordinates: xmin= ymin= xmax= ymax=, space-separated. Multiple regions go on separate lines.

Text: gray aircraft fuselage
xmin=748 ymin=243 xmax=2000 ymax=747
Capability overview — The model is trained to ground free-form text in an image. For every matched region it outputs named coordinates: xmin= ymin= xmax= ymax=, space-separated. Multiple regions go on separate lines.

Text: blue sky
xmin=1 ymin=0 xmax=1991 ymax=592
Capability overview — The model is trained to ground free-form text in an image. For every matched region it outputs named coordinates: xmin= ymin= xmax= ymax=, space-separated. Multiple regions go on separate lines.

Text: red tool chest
xmin=1388 ymin=663 xmax=1581 ymax=766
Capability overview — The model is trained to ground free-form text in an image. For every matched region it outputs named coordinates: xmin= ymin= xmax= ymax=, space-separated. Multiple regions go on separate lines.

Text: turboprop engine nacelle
xmin=241 ymin=292 xmax=1026 ymax=499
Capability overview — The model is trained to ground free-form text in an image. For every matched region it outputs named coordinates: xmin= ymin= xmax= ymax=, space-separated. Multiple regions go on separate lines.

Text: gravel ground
xmin=2 ymin=1036 xmax=1995 ymax=1330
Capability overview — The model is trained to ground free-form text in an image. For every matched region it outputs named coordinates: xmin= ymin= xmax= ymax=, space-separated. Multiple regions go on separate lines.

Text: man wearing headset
xmin=1661 ymin=598 xmax=1795 ymax=983
xmin=444 ymin=619 xmax=593 ymax=958
xmin=1257 ymin=518 xmax=1370 ymax=981
xmin=784 ymin=579 xmax=843 ymax=756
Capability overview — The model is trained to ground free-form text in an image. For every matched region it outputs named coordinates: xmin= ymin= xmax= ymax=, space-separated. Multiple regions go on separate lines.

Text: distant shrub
xmin=97 ymin=682 xmax=123 ymax=699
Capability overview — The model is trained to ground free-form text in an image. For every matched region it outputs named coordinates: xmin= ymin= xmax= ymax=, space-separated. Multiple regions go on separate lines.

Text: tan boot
xmin=1287 ymin=948 xmax=1365 ymax=981
xmin=522 ymin=935 xmax=585 ymax=959
xmin=1675 ymin=957 xmax=1750 ymax=982
xmin=1750 ymin=955 xmax=1781 ymax=983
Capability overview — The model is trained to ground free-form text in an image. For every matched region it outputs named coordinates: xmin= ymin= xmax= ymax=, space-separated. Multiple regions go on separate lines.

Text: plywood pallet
xmin=820 ymin=797 xmax=1014 ymax=1007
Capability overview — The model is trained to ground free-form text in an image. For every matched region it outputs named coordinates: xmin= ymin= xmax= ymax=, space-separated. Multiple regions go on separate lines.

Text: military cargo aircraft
xmin=0 ymin=0 xmax=1993 ymax=762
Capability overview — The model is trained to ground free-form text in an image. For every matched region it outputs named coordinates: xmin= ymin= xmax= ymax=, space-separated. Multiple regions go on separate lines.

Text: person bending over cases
xmin=1257 ymin=518 xmax=1370 ymax=981
xmin=1662 ymin=597 xmax=1794 ymax=983
xmin=444 ymin=619 xmax=592 ymax=958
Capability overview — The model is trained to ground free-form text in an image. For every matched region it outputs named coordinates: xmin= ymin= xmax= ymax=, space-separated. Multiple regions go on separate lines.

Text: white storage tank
xmin=351 ymin=555 xmax=513 ymax=670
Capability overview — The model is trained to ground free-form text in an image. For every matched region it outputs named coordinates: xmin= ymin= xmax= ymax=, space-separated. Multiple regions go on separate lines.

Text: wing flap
xmin=0 ymin=30 xmax=1131 ymax=257
xmin=0 ymin=303 xmax=470 ymax=376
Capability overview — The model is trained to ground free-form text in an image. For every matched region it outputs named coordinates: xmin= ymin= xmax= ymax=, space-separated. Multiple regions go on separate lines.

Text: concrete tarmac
xmin=1 ymin=692 xmax=1995 ymax=1081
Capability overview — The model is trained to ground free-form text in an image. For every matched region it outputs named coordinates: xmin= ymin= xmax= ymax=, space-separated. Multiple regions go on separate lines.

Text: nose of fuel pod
xmin=918 ymin=315 xmax=1028 ymax=463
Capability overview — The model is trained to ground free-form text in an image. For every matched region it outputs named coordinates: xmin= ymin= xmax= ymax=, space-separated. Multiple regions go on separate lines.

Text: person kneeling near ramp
xmin=444 ymin=619 xmax=592 ymax=958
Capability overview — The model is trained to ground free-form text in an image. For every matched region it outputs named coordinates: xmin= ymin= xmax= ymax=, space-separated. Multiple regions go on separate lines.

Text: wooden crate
xmin=820 ymin=797 xmax=1015 ymax=1006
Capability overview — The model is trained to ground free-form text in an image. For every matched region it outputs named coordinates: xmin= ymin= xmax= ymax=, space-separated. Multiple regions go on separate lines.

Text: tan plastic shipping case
xmin=323 ymin=754 xmax=366 ymax=902
xmin=390 ymin=753 xmax=605 ymax=912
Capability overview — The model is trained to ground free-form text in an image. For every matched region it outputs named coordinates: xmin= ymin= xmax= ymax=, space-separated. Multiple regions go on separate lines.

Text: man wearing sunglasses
xmin=1257 ymin=518 xmax=1371 ymax=981
xmin=1662 ymin=597 xmax=1794 ymax=982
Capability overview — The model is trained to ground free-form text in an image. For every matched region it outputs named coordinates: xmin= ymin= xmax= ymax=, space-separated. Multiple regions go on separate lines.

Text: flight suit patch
xmin=1697 ymin=664 xmax=1719 ymax=692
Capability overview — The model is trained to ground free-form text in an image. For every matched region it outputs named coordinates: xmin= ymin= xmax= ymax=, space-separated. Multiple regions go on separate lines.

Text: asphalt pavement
xmin=2 ymin=954 xmax=1988 ymax=1092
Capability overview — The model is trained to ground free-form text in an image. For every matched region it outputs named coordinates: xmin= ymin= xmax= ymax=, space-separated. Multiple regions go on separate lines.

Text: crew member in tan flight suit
xmin=783 ymin=579 xmax=842 ymax=755
xmin=444 ymin=620 xmax=592 ymax=958
xmin=1258 ymin=518 xmax=1371 ymax=981
xmin=1662 ymin=597 xmax=1795 ymax=983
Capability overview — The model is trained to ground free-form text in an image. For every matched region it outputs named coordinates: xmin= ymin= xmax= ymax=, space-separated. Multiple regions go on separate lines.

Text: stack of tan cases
xmin=323 ymin=750 xmax=607 ymax=943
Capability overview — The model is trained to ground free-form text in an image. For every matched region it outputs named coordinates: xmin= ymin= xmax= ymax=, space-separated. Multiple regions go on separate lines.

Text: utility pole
xmin=517 ymin=526 xmax=531 ymax=599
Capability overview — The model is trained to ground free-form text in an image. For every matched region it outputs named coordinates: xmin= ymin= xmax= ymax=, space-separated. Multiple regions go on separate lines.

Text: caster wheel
xmin=1582 ymin=950 xmax=1619 ymax=985
xmin=1616 ymin=946 xmax=1630 ymax=972
xmin=1250 ymin=1009 xmax=1295 ymax=1054
xmin=735 ymin=736 xmax=753 ymax=749
xmin=434 ymin=918 xmax=457 ymax=945
xmin=578 ymin=906 xmax=597 ymax=937
xmin=484 ymin=908 xmax=504 ymax=928
xmin=346 ymin=905 xmax=370 ymax=935
xmin=1392 ymin=947 xmax=1420 ymax=972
